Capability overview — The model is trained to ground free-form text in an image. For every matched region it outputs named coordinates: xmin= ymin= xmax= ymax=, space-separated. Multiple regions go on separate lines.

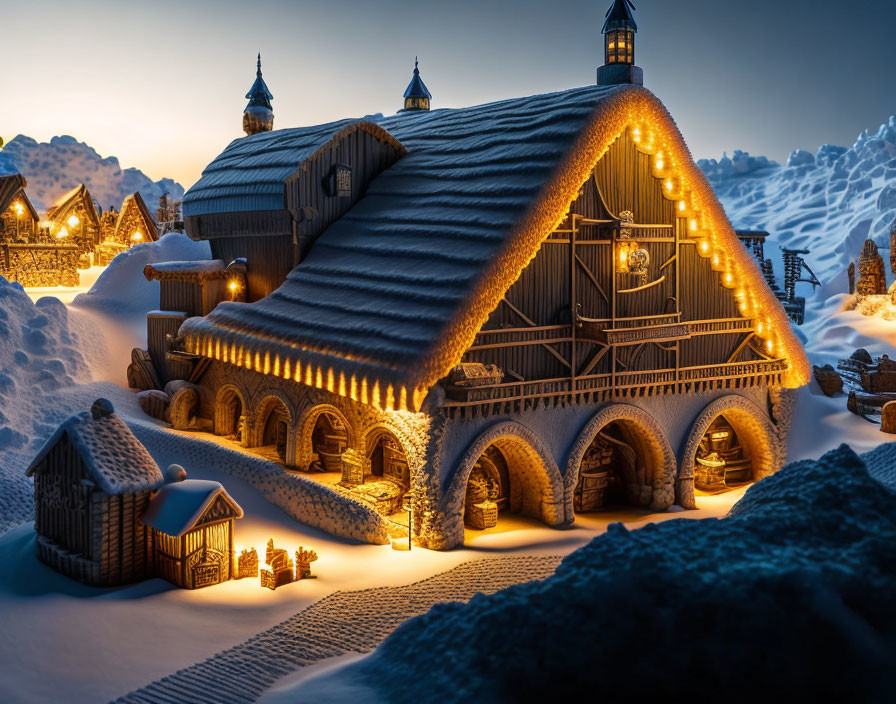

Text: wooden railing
xmin=443 ymin=358 xmax=786 ymax=407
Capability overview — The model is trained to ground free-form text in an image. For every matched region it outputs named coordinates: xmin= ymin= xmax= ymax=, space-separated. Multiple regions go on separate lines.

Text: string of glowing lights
xmin=630 ymin=122 xmax=779 ymax=358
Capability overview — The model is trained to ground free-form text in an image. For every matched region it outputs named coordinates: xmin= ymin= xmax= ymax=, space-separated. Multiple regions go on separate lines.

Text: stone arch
xmin=214 ymin=384 xmax=247 ymax=440
xmin=249 ymin=391 xmax=296 ymax=464
xmin=565 ymin=404 xmax=677 ymax=516
xmin=363 ymin=420 xmax=422 ymax=470
xmin=442 ymin=421 xmax=566 ymax=548
xmin=296 ymin=403 xmax=357 ymax=470
xmin=679 ymin=395 xmax=780 ymax=509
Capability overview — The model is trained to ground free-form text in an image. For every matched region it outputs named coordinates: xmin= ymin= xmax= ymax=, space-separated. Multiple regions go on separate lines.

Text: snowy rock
xmin=315 ymin=445 xmax=896 ymax=702
xmin=786 ymin=149 xmax=815 ymax=168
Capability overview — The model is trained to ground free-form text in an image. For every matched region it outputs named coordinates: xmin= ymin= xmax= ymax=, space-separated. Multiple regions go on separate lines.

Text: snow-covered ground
xmin=3 ymin=116 xmax=896 ymax=702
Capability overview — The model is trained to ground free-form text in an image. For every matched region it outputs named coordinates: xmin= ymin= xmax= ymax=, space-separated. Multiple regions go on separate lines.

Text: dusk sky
xmin=3 ymin=0 xmax=895 ymax=188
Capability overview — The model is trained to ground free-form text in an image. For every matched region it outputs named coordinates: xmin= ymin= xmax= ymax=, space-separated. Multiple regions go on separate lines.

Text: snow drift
xmin=0 ymin=134 xmax=184 ymax=213
xmin=699 ymin=116 xmax=896 ymax=295
xmin=298 ymin=445 xmax=896 ymax=703
xmin=73 ymin=232 xmax=211 ymax=315
xmin=0 ymin=279 xmax=95 ymax=532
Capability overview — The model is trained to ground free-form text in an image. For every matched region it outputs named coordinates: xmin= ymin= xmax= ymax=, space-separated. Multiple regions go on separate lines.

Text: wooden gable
xmin=114 ymin=192 xmax=159 ymax=245
xmin=459 ymin=129 xmax=781 ymax=396
xmin=193 ymin=493 xmax=241 ymax=529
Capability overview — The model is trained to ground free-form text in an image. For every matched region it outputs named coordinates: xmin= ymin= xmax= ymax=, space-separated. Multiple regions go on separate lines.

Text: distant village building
xmin=26 ymin=399 xmax=164 ymax=586
xmin=134 ymin=1 xmax=809 ymax=550
xmin=156 ymin=193 xmax=183 ymax=235
xmin=95 ymin=192 xmax=159 ymax=265
xmin=856 ymin=238 xmax=887 ymax=296
xmin=0 ymin=173 xmax=80 ymax=286
xmin=0 ymin=174 xmax=39 ymax=242
xmin=46 ymin=184 xmax=101 ymax=263
xmin=141 ymin=471 xmax=243 ymax=589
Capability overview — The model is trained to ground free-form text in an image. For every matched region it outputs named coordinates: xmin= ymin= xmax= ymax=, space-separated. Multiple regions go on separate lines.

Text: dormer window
xmin=323 ymin=163 xmax=352 ymax=197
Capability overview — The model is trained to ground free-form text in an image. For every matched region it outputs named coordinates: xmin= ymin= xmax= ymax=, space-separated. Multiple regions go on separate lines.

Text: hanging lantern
xmin=616 ymin=210 xmax=636 ymax=273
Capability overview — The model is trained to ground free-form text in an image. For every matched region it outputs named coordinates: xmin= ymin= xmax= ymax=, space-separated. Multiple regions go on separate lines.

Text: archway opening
xmin=573 ymin=419 xmax=658 ymax=513
xmin=309 ymin=411 xmax=349 ymax=472
xmin=693 ymin=413 xmax=755 ymax=493
xmin=353 ymin=429 xmax=409 ymax=515
xmin=215 ymin=387 xmax=244 ymax=441
xmin=462 ymin=438 xmax=553 ymax=531
xmin=259 ymin=398 xmax=290 ymax=462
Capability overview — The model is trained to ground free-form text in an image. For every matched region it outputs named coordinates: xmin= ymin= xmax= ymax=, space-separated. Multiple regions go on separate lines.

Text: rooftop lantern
xmin=400 ymin=57 xmax=432 ymax=112
xmin=243 ymin=53 xmax=274 ymax=136
xmin=597 ymin=0 xmax=643 ymax=86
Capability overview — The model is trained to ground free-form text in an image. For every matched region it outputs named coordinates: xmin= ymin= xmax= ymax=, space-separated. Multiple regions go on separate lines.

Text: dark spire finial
xmin=244 ymin=52 xmax=274 ymax=135
xmin=402 ymin=57 xmax=431 ymax=112
xmin=257 ymin=52 xmax=262 ymax=75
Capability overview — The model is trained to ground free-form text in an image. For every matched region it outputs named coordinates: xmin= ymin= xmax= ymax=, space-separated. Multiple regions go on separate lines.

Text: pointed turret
xmin=243 ymin=53 xmax=274 ymax=136
xmin=597 ymin=0 xmax=643 ymax=86
xmin=401 ymin=58 xmax=432 ymax=112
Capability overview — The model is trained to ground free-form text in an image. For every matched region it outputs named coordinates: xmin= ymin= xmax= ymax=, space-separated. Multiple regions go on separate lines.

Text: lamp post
xmin=401 ymin=490 xmax=415 ymax=551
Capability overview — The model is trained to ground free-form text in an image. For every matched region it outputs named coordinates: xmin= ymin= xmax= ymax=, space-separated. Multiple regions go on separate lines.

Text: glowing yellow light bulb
xmin=14 ymin=202 xmax=23 ymax=216
xmin=699 ymin=240 xmax=710 ymax=254
xmin=766 ymin=339 xmax=774 ymax=353
xmin=130 ymin=230 xmax=143 ymax=242
xmin=57 ymin=226 xmax=68 ymax=239
xmin=665 ymin=179 xmax=674 ymax=192
xmin=757 ymin=322 xmax=764 ymax=334
xmin=689 ymin=219 xmax=698 ymax=231
xmin=67 ymin=214 xmax=79 ymax=228
xmin=678 ymin=201 xmax=686 ymax=212
xmin=228 ymin=280 xmax=238 ymax=292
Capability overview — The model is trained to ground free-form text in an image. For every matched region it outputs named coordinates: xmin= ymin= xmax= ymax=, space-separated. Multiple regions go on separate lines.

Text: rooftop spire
xmin=401 ymin=57 xmax=432 ymax=112
xmin=598 ymin=0 xmax=643 ymax=86
xmin=243 ymin=52 xmax=274 ymax=136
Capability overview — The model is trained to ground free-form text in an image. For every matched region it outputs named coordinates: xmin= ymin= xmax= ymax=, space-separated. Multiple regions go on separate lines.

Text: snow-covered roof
xmin=46 ymin=183 xmax=100 ymax=228
xmin=26 ymin=399 xmax=164 ymax=495
xmin=0 ymin=174 xmax=39 ymax=221
xmin=115 ymin=191 xmax=159 ymax=242
xmin=183 ymin=120 xmax=404 ymax=215
xmin=179 ymin=84 xmax=810 ymax=409
xmin=140 ymin=479 xmax=243 ymax=537
xmin=144 ymin=259 xmax=226 ymax=282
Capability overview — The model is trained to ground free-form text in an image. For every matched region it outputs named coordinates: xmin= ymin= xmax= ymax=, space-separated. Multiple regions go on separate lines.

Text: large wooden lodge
xmin=136 ymin=2 xmax=809 ymax=549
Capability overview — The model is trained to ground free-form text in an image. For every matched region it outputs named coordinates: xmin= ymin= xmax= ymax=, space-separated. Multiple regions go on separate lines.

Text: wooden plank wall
xmin=286 ymin=129 xmax=403 ymax=264
xmin=211 ymin=235 xmax=294 ymax=301
xmin=462 ymin=131 xmax=761 ymax=383
xmin=34 ymin=437 xmax=92 ymax=556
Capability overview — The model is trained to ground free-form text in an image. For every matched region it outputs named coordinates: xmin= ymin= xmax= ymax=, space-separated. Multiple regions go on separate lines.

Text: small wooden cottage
xmin=0 ymin=174 xmax=39 ymax=242
xmin=141 ymin=475 xmax=243 ymax=589
xmin=26 ymin=398 xmax=164 ymax=586
xmin=46 ymin=183 xmax=101 ymax=260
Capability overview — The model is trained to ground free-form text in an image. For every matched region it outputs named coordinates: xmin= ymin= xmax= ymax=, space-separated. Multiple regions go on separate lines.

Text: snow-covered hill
xmin=0 ymin=135 xmax=184 ymax=213
xmin=699 ymin=116 xmax=896 ymax=298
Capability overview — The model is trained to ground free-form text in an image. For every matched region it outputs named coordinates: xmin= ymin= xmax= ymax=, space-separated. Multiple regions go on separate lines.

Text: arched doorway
xmin=573 ymin=420 xmax=657 ymax=511
xmin=441 ymin=422 xmax=564 ymax=548
xmin=693 ymin=415 xmax=753 ymax=491
xmin=462 ymin=444 xmax=514 ymax=529
xmin=681 ymin=397 xmax=779 ymax=504
xmin=257 ymin=397 xmax=291 ymax=462
xmin=309 ymin=410 xmax=350 ymax=472
xmin=215 ymin=385 xmax=245 ymax=442
xmin=566 ymin=405 xmax=676 ymax=515
xmin=366 ymin=429 xmax=409 ymax=488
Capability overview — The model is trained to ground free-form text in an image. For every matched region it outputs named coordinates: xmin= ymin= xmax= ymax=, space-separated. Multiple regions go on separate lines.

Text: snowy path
xmin=112 ymin=556 xmax=560 ymax=704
